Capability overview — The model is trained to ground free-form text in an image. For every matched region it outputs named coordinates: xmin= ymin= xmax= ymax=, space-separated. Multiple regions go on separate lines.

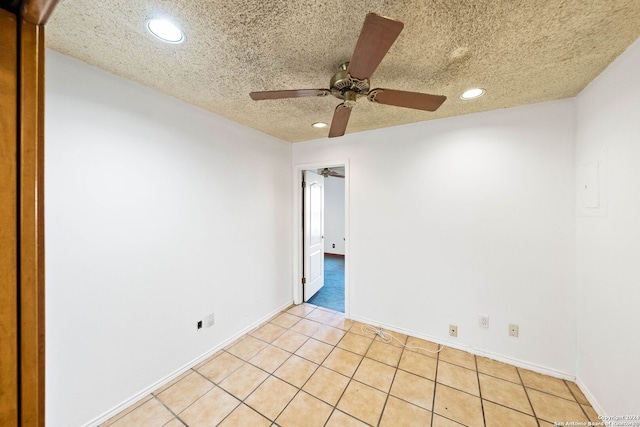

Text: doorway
xmin=294 ymin=161 xmax=349 ymax=315
xmin=308 ymin=167 xmax=345 ymax=311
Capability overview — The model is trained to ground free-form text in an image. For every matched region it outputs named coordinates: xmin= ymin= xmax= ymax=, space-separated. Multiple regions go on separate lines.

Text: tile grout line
xmin=334 ymin=326 xmax=378 ymax=425
xmin=265 ymin=384 xmax=300 ymax=424
xmin=517 ymin=367 xmax=542 ymax=427
xmin=282 ymin=310 xmax=555 ymax=424
xmin=247 ymin=345 xmax=300 ymax=423
xmin=475 ymin=374 xmax=547 ymax=417
xmin=435 ymin=357 xmax=477 ymax=372
xmin=170 ymin=368 xmax=230 ymax=423
xmin=203 ymin=386 xmax=242 ymax=425
xmin=374 ymin=338 xmax=405 ymax=427
xmin=429 ymin=348 xmax=491 ymax=426
xmin=108 ymin=305 xmax=326 ymax=427
xmin=251 ymin=305 xmax=340 ymax=426
xmin=257 ymin=310 xmax=446 ymax=426
xmin=429 ymin=343 xmax=441 ymax=427
xmin=475 ymin=367 xmax=523 ymax=385
xmin=524 ymin=383 xmax=585 ymax=403
xmin=117 ymin=305 xmax=585 ymax=427
xmin=151 ymin=368 xmax=214 ymax=424
xmin=198 ymin=325 xmax=300 ymax=425
xmin=150 ymin=395 xmax=181 ymax=424
xmin=240 ymin=403 xmax=274 ymax=425
xmin=433 ymin=360 xmax=541 ymax=402
xmin=215 ymin=367 xmax=275 ymax=427
xmin=323 ymin=322 xmax=379 ymax=426
xmin=232 ymin=340 xmax=301 ymax=424
xmin=565 ymin=379 xmax=593 ymax=422
xmin=474 ymin=355 xmax=487 ymax=427
xmin=436 ymin=354 xmax=490 ymax=415
xmin=279 ymin=321 xmax=335 ymax=425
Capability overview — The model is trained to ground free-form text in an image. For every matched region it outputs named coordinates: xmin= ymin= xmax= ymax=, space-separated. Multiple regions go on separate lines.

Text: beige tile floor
xmin=101 ymin=303 xmax=599 ymax=427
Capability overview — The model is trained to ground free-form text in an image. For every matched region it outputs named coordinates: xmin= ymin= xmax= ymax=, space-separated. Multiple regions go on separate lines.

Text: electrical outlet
xmin=204 ymin=312 xmax=215 ymax=328
xmin=509 ymin=323 xmax=519 ymax=337
xmin=197 ymin=320 xmax=203 ymax=330
xmin=478 ymin=314 xmax=489 ymax=328
xmin=449 ymin=324 xmax=458 ymax=337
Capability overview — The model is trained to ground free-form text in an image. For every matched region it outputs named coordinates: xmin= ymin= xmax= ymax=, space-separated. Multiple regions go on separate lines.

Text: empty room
xmin=1 ymin=1 xmax=639 ymax=426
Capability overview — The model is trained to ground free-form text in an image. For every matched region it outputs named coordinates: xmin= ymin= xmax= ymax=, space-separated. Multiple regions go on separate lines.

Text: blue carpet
xmin=308 ymin=254 xmax=345 ymax=312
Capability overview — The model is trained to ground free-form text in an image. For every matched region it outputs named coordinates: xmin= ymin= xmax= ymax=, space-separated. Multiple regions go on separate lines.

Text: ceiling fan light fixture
xmin=312 ymin=122 xmax=328 ymax=128
xmin=145 ymin=19 xmax=185 ymax=44
xmin=460 ymin=88 xmax=485 ymax=100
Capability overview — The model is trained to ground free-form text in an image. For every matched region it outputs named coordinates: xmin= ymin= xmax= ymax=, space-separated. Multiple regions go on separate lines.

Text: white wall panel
xmin=45 ymin=51 xmax=292 ymax=426
xmin=293 ymin=100 xmax=576 ymax=375
xmin=324 ymin=176 xmax=345 ymax=255
xmin=575 ymin=37 xmax=640 ymax=415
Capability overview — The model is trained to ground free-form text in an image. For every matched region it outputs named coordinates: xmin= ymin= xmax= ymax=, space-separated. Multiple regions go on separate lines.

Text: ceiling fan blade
xmin=328 ymin=104 xmax=352 ymax=138
xmin=347 ymin=13 xmax=404 ymax=80
xmin=369 ymin=88 xmax=447 ymax=111
xmin=249 ymin=89 xmax=329 ymax=101
xmin=321 ymin=168 xmax=345 ymax=178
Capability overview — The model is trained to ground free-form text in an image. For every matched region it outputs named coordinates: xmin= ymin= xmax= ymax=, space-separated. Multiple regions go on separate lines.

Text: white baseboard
xmin=576 ymin=377 xmax=606 ymax=416
xmin=349 ymin=314 xmax=576 ymax=381
xmin=361 ymin=316 xmax=602 ymax=412
xmin=83 ymin=300 xmax=293 ymax=427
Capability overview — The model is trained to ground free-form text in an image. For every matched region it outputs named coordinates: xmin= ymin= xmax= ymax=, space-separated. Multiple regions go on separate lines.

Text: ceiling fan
xmin=249 ymin=13 xmax=447 ymax=138
xmin=319 ymin=167 xmax=345 ymax=178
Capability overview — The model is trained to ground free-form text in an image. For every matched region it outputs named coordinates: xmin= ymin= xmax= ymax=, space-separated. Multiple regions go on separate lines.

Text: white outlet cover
xmin=449 ymin=325 xmax=458 ymax=337
xmin=509 ymin=324 xmax=519 ymax=337
xmin=204 ymin=313 xmax=215 ymax=328
xmin=478 ymin=315 xmax=489 ymax=328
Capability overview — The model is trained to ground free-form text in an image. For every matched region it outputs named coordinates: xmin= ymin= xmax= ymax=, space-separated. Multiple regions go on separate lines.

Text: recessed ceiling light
xmin=145 ymin=19 xmax=185 ymax=44
xmin=460 ymin=88 xmax=485 ymax=100
xmin=312 ymin=122 xmax=328 ymax=129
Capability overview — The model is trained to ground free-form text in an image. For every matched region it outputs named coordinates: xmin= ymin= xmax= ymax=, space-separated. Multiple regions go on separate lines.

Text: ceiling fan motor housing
xmin=249 ymin=13 xmax=446 ymax=138
xmin=329 ymin=62 xmax=370 ymax=101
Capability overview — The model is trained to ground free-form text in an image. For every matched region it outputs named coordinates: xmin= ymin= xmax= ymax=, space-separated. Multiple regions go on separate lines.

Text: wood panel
xmin=19 ymin=19 xmax=46 ymax=427
xmin=0 ymin=8 xmax=19 ymax=427
xmin=21 ymin=0 xmax=58 ymax=25
xmin=1 ymin=2 xmax=53 ymax=425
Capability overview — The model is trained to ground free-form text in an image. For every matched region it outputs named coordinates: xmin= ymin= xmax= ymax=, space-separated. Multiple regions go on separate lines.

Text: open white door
xmin=303 ymin=170 xmax=324 ymax=301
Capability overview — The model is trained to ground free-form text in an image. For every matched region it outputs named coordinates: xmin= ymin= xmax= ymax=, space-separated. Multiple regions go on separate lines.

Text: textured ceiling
xmin=46 ymin=0 xmax=640 ymax=142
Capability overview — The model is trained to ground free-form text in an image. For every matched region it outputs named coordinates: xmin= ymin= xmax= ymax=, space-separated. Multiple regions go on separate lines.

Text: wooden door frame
xmin=1 ymin=9 xmax=20 ymax=426
xmin=0 ymin=1 xmax=58 ymax=425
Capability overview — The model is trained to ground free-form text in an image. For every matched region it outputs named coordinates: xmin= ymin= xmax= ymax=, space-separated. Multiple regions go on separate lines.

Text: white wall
xmin=45 ymin=51 xmax=292 ymax=426
xmin=575 ymin=38 xmax=640 ymax=414
xmin=324 ymin=176 xmax=345 ymax=255
xmin=293 ymin=100 xmax=577 ymax=375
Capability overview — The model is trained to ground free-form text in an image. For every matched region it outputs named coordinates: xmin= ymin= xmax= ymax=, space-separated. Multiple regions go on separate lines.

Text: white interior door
xmin=303 ymin=170 xmax=324 ymax=301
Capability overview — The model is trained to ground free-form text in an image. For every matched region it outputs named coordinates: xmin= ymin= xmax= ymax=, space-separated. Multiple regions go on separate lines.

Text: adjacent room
xmin=5 ymin=0 xmax=638 ymax=426
xmin=305 ymin=167 xmax=346 ymax=313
